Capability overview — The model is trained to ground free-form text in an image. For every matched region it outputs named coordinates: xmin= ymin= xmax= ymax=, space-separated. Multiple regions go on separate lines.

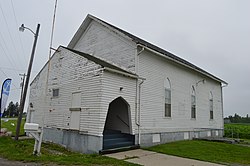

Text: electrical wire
xmin=10 ymin=0 xmax=27 ymax=64
xmin=0 ymin=67 xmax=26 ymax=72
xmin=0 ymin=1 xmax=26 ymax=90
xmin=0 ymin=35 xmax=20 ymax=80
xmin=0 ymin=68 xmax=19 ymax=89
xmin=0 ymin=31 xmax=19 ymax=70
xmin=0 ymin=41 xmax=21 ymax=90
xmin=0 ymin=2 xmax=25 ymax=69
xmin=0 ymin=68 xmax=8 ymax=78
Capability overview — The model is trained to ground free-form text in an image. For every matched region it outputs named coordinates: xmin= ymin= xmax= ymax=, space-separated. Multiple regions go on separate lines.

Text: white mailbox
xmin=24 ymin=123 xmax=43 ymax=155
xmin=24 ymin=123 xmax=39 ymax=131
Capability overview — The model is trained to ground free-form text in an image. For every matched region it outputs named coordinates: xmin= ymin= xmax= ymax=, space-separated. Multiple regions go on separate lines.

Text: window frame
xmin=191 ymin=86 xmax=196 ymax=119
xmin=52 ymin=88 xmax=59 ymax=97
xmin=209 ymin=92 xmax=214 ymax=120
xmin=164 ymin=78 xmax=171 ymax=118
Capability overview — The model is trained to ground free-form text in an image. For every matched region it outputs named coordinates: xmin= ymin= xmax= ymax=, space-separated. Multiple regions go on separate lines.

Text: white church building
xmin=27 ymin=14 xmax=227 ymax=153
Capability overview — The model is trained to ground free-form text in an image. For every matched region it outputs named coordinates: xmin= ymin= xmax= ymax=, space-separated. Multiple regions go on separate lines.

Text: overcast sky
xmin=0 ymin=0 xmax=249 ymax=117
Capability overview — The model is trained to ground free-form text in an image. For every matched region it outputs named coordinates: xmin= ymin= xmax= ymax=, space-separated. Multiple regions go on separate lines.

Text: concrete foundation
xmin=43 ymin=127 xmax=223 ymax=153
xmin=135 ymin=129 xmax=224 ymax=147
xmin=43 ymin=127 xmax=102 ymax=154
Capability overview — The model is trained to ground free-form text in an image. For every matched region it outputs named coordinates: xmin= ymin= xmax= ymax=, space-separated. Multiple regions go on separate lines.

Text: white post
xmin=24 ymin=123 xmax=43 ymax=155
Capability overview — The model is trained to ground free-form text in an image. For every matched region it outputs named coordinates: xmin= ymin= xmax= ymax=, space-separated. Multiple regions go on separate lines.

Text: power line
xmin=10 ymin=0 xmax=27 ymax=64
xmin=10 ymin=88 xmax=21 ymax=91
xmin=0 ymin=68 xmax=8 ymax=78
xmin=0 ymin=66 xmax=26 ymax=72
xmin=0 ymin=68 xmax=19 ymax=89
xmin=0 ymin=34 xmax=20 ymax=78
xmin=0 ymin=2 xmax=25 ymax=69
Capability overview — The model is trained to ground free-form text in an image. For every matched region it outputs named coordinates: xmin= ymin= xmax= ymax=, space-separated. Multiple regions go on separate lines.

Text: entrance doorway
xmin=103 ymin=97 xmax=134 ymax=150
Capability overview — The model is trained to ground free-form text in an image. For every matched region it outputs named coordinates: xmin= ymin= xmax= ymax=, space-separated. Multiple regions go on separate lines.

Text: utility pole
xmin=15 ymin=24 xmax=40 ymax=140
xmin=19 ymin=73 xmax=26 ymax=110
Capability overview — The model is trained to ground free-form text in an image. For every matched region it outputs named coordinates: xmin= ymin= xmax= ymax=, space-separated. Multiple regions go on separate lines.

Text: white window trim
xmin=191 ymin=86 xmax=196 ymax=119
xmin=164 ymin=78 xmax=172 ymax=118
xmin=209 ymin=91 xmax=214 ymax=120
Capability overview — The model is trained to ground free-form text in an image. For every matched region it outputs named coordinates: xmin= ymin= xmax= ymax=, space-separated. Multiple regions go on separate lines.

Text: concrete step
xmin=103 ymin=131 xmax=135 ymax=150
xmin=104 ymin=137 xmax=130 ymax=144
xmin=100 ymin=145 xmax=140 ymax=155
xmin=103 ymin=141 xmax=134 ymax=150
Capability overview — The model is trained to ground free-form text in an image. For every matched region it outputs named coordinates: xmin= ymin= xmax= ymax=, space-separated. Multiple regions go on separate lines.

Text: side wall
xmin=30 ymin=47 xmax=103 ymax=135
xmin=138 ymin=50 xmax=223 ymax=135
xmin=73 ymin=21 xmax=137 ymax=72
xmin=29 ymin=47 xmax=137 ymax=153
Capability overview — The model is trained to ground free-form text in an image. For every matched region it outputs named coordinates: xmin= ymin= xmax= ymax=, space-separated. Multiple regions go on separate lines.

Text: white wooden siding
xmin=29 ymin=62 xmax=48 ymax=126
xmin=73 ymin=21 xmax=137 ymax=72
xmin=29 ymin=47 xmax=103 ymax=136
xmin=138 ymin=50 xmax=223 ymax=134
xmin=100 ymin=71 xmax=137 ymax=135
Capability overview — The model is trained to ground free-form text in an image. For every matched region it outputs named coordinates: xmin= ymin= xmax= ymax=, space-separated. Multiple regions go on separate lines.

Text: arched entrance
xmin=103 ymin=97 xmax=134 ymax=150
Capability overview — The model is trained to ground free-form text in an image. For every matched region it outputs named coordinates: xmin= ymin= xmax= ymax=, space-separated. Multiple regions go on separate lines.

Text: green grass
xmin=0 ymin=136 xmax=138 ymax=165
xmin=147 ymin=140 xmax=250 ymax=165
xmin=1 ymin=118 xmax=25 ymax=136
xmin=224 ymin=123 xmax=250 ymax=139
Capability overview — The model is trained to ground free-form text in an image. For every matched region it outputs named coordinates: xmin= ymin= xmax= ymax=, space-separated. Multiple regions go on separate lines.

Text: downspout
xmin=137 ymin=79 xmax=144 ymax=145
xmin=135 ymin=46 xmax=145 ymax=145
xmin=135 ymin=79 xmax=138 ymax=134
xmin=221 ymin=83 xmax=228 ymax=135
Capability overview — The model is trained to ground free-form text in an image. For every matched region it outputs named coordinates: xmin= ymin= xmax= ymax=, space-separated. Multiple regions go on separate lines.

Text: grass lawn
xmin=147 ymin=140 xmax=250 ymax=165
xmin=1 ymin=118 xmax=25 ymax=136
xmin=0 ymin=136 xmax=138 ymax=166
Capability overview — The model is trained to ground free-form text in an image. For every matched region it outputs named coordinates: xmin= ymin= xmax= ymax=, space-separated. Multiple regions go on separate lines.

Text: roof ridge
xmin=88 ymin=15 xmax=226 ymax=84
xmin=68 ymin=14 xmax=227 ymax=84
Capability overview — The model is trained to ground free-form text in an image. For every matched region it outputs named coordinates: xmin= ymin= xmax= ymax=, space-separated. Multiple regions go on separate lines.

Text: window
xmin=191 ymin=86 xmax=196 ymax=119
xmin=164 ymin=78 xmax=171 ymax=117
xmin=209 ymin=92 xmax=213 ymax=119
xmin=52 ymin=88 xmax=59 ymax=97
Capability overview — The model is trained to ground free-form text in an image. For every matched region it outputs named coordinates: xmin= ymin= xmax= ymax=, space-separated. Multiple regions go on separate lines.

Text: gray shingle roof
xmin=68 ymin=14 xmax=227 ymax=84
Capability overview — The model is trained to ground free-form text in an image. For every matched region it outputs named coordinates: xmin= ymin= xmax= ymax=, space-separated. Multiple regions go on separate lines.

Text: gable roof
xmin=68 ymin=14 xmax=227 ymax=85
xmin=62 ymin=46 xmax=137 ymax=77
xmin=30 ymin=46 xmax=137 ymax=86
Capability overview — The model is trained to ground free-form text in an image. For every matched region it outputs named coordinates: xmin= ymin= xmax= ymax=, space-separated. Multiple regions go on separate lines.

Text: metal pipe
xmin=135 ymin=46 xmax=145 ymax=145
xmin=138 ymin=79 xmax=144 ymax=145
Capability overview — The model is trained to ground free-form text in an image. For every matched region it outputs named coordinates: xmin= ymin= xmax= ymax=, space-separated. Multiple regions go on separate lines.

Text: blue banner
xmin=1 ymin=78 xmax=12 ymax=117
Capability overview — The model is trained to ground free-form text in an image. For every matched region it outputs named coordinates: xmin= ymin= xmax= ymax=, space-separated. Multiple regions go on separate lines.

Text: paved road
xmin=106 ymin=149 xmax=225 ymax=166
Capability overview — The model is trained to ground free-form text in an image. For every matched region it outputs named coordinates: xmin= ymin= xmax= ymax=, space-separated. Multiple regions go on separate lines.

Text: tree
xmin=3 ymin=101 xmax=19 ymax=117
xmin=224 ymin=113 xmax=250 ymax=123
